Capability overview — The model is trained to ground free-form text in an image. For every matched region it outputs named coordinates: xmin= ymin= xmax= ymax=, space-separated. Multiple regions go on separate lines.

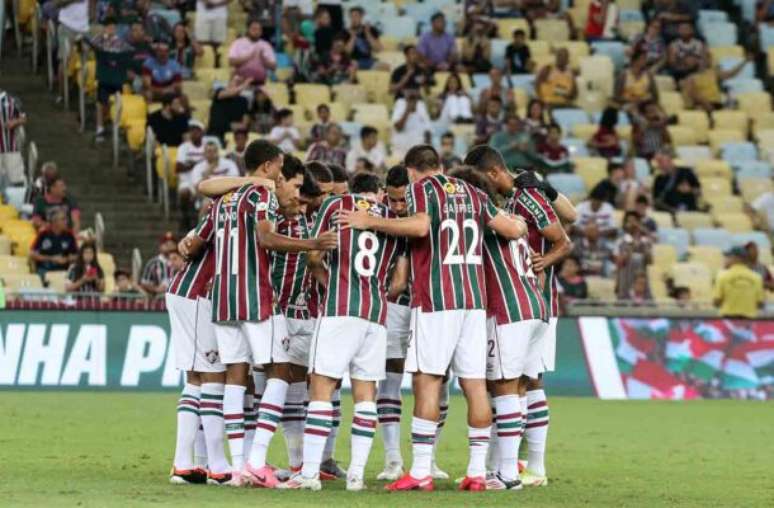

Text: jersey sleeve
xmin=253 ymin=187 xmax=279 ymax=223
xmin=406 ymin=181 xmax=428 ymax=216
xmin=520 ymin=188 xmax=558 ymax=230
xmin=482 ymin=192 xmax=501 ymax=224
xmin=194 ymin=206 xmax=215 ymax=243
xmin=311 ymin=197 xmax=338 ymax=237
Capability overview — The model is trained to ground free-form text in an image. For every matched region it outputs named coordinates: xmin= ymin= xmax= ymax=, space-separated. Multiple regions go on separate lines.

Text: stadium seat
xmin=655 ymin=75 xmax=676 ymax=92
xmin=725 ymin=78 xmax=763 ymax=98
xmin=380 ymin=16 xmax=417 ymax=39
xmin=650 ymin=211 xmax=674 ymax=229
xmin=562 ymin=138 xmax=589 ymax=157
xmin=546 ymin=174 xmax=586 ymax=202
xmin=670 ymin=262 xmax=713 ymax=296
xmin=0 ymin=255 xmax=29 ymax=273
xmin=189 ymin=100 xmax=210 ymax=126
xmin=657 ymin=228 xmax=690 ymax=257
xmin=194 ymin=45 xmax=215 ymax=70
xmin=686 ymin=246 xmax=725 ymax=275
xmin=735 ymin=160 xmax=772 ymax=179
xmin=702 ymin=22 xmax=737 ymax=47
xmin=676 ymin=211 xmax=714 ymax=231
xmin=571 ymin=123 xmax=597 ymax=142
xmin=0 ymin=204 xmax=19 ymax=221
xmin=732 ymin=231 xmax=773 ymax=252
xmin=591 ymin=41 xmax=626 ymax=70
xmin=633 ymin=158 xmax=650 ymax=181
xmin=659 ymin=91 xmax=684 ymax=116
xmin=552 ymin=108 xmax=590 ymax=135
xmin=736 ymin=92 xmax=771 ymax=118
xmin=706 ymin=195 xmax=744 ymax=214
xmin=711 ymin=110 xmax=748 ymax=137
xmin=579 ymin=55 xmax=614 ymax=97
xmin=0 ymin=236 xmax=10 ymax=256
xmin=721 ymin=142 xmax=758 ymax=166
xmin=738 ymin=177 xmax=772 ymax=202
xmin=652 ymin=243 xmax=678 ymax=266
xmin=495 ymin=18 xmax=529 ymax=39
xmin=694 ymin=159 xmax=732 ymax=178
xmin=693 ymin=228 xmax=732 ymax=248
xmin=585 ymin=276 xmax=616 ymax=301
xmin=490 ymin=39 xmax=509 ymax=69
xmin=675 ymin=146 xmax=712 ymax=164
xmin=351 ymin=103 xmax=390 ymax=126
xmin=667 ymin=126 xmax=697 ymax=147
xmin=357 ymin=70 xmax=391 ymax=103
xmin=553 ymin=41 xmax=591 ymax=70
xmin=698 ymin=9 xmax=728 ymax=24
xmin=708 ymin=130 xmax=744 ymax=154
xmin=718 ymin=57 xmax=755 ymax=79
xmin=527 ymin=40 xmax=551 ymax=57
xmin=699 ymin=176 xmax=732 ymax=196
xmin=572 ymin=157 xmax=608 ymax=190
xmin=709 ymin=45 xmax=744 ymax=63
xmin=45 ymin=271 xmax=69 ymax=293
xmin=535 ymin=19 xmax=570 ymax=41
xmin=1 ymin=273 xmax=43 ymax=292
xmin=263 ymin=82 xmax=290 ymax=106
xmin=714 ymin=212 xmax=753 ymax=233
xmin=294 ymin=84 xmax=332 ymax=108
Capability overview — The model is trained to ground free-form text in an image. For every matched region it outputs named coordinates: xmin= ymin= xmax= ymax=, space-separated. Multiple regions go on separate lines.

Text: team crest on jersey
xmin=256 ymin=201 xmax=269 ymax=212
xmin=282 ymin=336 xmax=291 ymax=352
xmin=205 ymin=350 xmax=220 ymax=364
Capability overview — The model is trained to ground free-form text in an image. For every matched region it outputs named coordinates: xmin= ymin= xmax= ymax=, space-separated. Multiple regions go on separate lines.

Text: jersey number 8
xmin=354 ymin=231 xmax=380 ymax=277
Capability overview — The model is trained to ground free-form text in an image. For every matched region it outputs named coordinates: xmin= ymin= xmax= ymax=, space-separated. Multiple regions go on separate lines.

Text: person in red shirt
xmin=588 ymin=107 xmax=622 ymax=159
xmin=585 ymin=0 xmax=617 ymax=41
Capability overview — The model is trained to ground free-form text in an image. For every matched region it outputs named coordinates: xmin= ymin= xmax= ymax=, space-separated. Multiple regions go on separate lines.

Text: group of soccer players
xmin=165 ymin=137 xmax=576 ymax=492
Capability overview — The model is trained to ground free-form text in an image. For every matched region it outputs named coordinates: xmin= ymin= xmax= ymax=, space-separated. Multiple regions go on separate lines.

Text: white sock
xmin=409 ymin=417 xmax=437 ymax=479
xmin=173 ymin=384 xmax=200 ymax=470
xmin=486 ymin=401 xmax=498 ymax=473
xmin=200 ymin=382 xmax=230 ymax=474
xmin=467 ymin=425 xmax=491 ymax=478
xmin=243 ymin=392 xmax=256 ymax=461
xmin=377 ymin=372 xmax=403 ymax=465
xmin=525 ymin=389 xmax=549 ymax=477
xmin=249 ymin=378 xmax=288 ymax=468
xmin=349 ymin=401 xmax=378 ymax=478
xmin=494 ymin=395 xmax=522 ymax=481
xmin=194 ymin=425 xmax=207 ymax=469
xmin=302 ymin=400 xmax=333 ymax=479
xmin=282 ymin=382 xmax=308 ymax=469
xmin=433 ymin=379 xmax=450 ymax=463
xmin=253 ymin=368 xmax=266 ymax=403
xmin=223 ymin=384 xmax=246 ymax=471
xmin=322 ymin=389 xmax=341 ymax=462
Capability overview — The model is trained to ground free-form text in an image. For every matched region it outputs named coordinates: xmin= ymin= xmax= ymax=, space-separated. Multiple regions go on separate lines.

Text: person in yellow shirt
xmin=681 ymin=54 xmax=750 ymax=113
xmin=536 ymin=48 xmax=577 ymax=107
xmin=713 ymin=246 xmax=765 ymax=318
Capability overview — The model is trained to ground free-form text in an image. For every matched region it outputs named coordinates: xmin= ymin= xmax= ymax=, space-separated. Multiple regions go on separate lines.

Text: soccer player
xmin=328 ymin=163 xmax=350 ymax=195
xmin=338 ymin=145 xmax=527 ymax=492
xmin=464 ymin=145 xmax=575 ymax=488
xmin=192 ymin=140 xmax=337 ymax=487
xmin=279 ymin=172 xmax=409 ymax=492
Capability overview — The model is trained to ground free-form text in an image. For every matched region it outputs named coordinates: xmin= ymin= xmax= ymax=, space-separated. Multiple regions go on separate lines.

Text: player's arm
xmin=179 ymin=234 xmax=205 ymax=260
xmin=531 ymin=222 xmax=573 ymax=274
xmin=336 ymin=210 xmax=431 ymax=238
xmin=550 ymin=192 xmax=577 ymax=225
xmin=388 ymin=255 xmax=410 ymax=300
xmin=488 ymin=211 xmax=528 ymax=240
xmin=197 ymin=176 xmax=276 ymax=197
xmin=307 ymin=250 xmax=328 ymax=287
xmin=256 ymin=220 xmax=337 ymax=252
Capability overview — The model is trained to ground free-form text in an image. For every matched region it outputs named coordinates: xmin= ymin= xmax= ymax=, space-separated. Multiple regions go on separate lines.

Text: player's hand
xmin=335 ymin=209 xmax=371 ymax=230
xmin=531 ymin=251 xmax=545 ymax=274
xmin=314 ymin=230 xmax=338 ymax=250
xmin=514 ymin=170 xmax=542 ymax=189
xmin=249 ymin=176 xmax=275 ymax=190
xmin=178 ymin=236 xmax=194 ymax=258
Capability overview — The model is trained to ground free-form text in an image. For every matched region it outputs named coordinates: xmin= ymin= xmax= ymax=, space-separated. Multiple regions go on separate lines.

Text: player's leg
xmin=320 ymin=380 xmax=345 ymax=480
xmin=431 ymin=376 xmax=450 ymax=480
xmin=281 ymin=318 xmax=313 ymax=476
xmin=377 ymin=358 xmax=404 ymax=480
xmin=200 ymin=371 xmax=231 ymax=484
xmin=171 ymin=370 xmax=206 ymax=484
xmin=243 ymin=375 xmax=256 ymax=460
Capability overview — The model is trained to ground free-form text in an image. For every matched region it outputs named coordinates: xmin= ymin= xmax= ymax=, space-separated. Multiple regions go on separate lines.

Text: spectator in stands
xmin=191 ymin=141 xmax=240 ymax=191
xmin=614 ymin=211 xmax=653 ymax=299
xmin=666 ymin=23 xmax=707 ymax=83
xmin=680 ymin=55 xmax=750 ymax=113
xmin=536 ymin=48 xmax=577 ymax=108
xmin=32 ymin=177 xmax=80 ymax=233
xmin=440 ymin=132 xmax=463 ymax=170
xmin=141 ymin=232 xmax=177 ymax=298
xmin=0 ymin=89 xmax=26 ymax=200
xmin=619 ymin=159 xmax=646 ymax=210
xmin=195 ymin=0 xmax=230 ymax=61
xmin=310 ymin=104 xmax=332 ymax=142
xmin=30 ymin=211 xmax=78 ymax=282
xmin=758 ymin=0 xmax=774 ymax=23
xmin=172 ymin=23 xmax=202 ymax=78
xmin=346 ymin=126 xmax=386 ymax=174
xmin=438 ymin=74 xmax=474 ymax=125
xmin=653 ymin=0 xmax=697 ymax=41
xmin=112 ymin=269 xmax=142 ymax=299
xmin=57 ymin=0 xmax=90 ymax=91
xmin=461 ymin=18 xmax=493 ymax=74
xmin=652 ymin=150 xmax=702 ymax=212
xmin=268 ymin=108 xmax=303 ymax=153
xmin=241 ymin=0 xmax=280 ymax=41
xmin=176 ymin=120 xmax=207 ymax=231
xmin=313 ymin=34 xmax=358 ymax=85
xmin=346 ymin=6 xmax=382 ymax=70
xmin=714 ymin=246 xmax=765 ymax=318
xmin=31 ymin=161 xmax=59 ymax=203
xmin=207 ymin=74 xmax=252 ymax=143
xmin=142 ymin=42 xmax=184 ymax=101
xmin=589 ymin=162 xmax=625 ymax=206
xmin=505 ymin=29 xmax=534 ymax=75
xmin=631 ymin=101 xmax=671 ymax=159
xmin=489 ymin=114 xmax=536 ymax=171
xmin=575 ymin=185 xmax=618 ymax=238
xmin=226 ymin=128 xmax=249 ymax=175
xmin=329 ymin=163 xmax=350 ymax=195
xmin=524 ymin=0 xmax=577 ymax=38
xmin=306 ymin=124 xmax=348 ymax=168
xmin=65 ymin=243 xmax=106 ymax=294
xmin=557 ymin=256 xmax=588 ymax=305
xmin=572 ymin=222 xmax=614 ymax=276
xmin=389 ymin=45 xmax=434 ymax=98
xmin=475 ymin=96 xmax=504 ymax=144
xmin=250 ymin=86 xmax=276 ymax=134
xmin=615 ymin=49 xmax=658 ymax=109
xmin=633 ymin=194 xmax=658 ymax=233
xmin=391 ymin=89 xmax=432 ymax=158
xmin=673 ymin=286 xmax=691 ymax=304
xmin=228 ymin=19 xmax=277 ymax=85
xmin=477 ymin=67 xmax=515 ymax=114
xmin=585 ymin=0 xmax=618 ymax=41
xmin=536 ymin=123 xmax=570 ymax=173
xmin=588 ymin=106 xmax=622 ymax=159
xmin=524 ymin=98 xmax=549 ymax=142
xmin=126 ymin=23 xmax=154 ymax=89
xmin=631 ymin=18 xmax=666 ymax=72
xmin=313 ymin=6 xmax=338 ymax=58
xmin=147 ymin=93 xmax=190 ymax=147
xmin=417 ymin=12 xmax=458 ymax=72
xmin=627 ymin=272 xmax=652 ymax=302
xmin=745 ymin=241 xmax=774 ymax=291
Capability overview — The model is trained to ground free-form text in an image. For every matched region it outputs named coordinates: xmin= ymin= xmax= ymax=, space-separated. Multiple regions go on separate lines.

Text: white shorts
xmin=286 ymin=317 xmax=315 ymax=367
xmin=213 ymin=314 xmax=289 ymax=366
xmin=386 ymin=303 xmax=411 ymax=360
xmin=195 ymin=16 xmax=227 ymax=44
xmin=537 ymin=317 xmax=559 ymax=373
xmin=405 ymin=308 xmax=487 ymax=379
xmin=309 ymin=316 xmax=387 ymax=381
xmin=486 ymin=318 xmax=548 ymax=381
xmin=0 ymin=152 xmax=25 ymax=184
xmin=166 ymin=294 xmax=225 ymax=373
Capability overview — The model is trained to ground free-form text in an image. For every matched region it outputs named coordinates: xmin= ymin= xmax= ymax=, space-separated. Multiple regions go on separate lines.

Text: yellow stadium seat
xmin=768 ymin=47 xmax=774 ymax=76
xmin=535 ymin=19 xmax=570 ymax=42
xmin=189 ymin=99 xmax=211 ymax=126
xmin=351 ymin=103 xmax=390 ymax=125
xmin=194 ymin=45 xmax=216 ymax=70
xmin=263 ymin=82 xmax=290 ymax=106
xmin=670 ymin=262 xmax=713 ymax=290
xmin=332 ymin=83 xmax=369 ymax=110
xmin=611 ymin=209 xmax=624 ymax=228
xmin=375 ymin=51 xmax=406 ymax=70
xmin=527 ymin=40 xmax=551 ymax=57
xmin=677 ymin=110 xmax=710 ymax=143
xmin=579 ymin=55 xmax=614 ymax=97
xmin=714 ymin=212 xmax=754 ymax=233
xmin=554 ymin=41 xmax=591 ymax=70
xmin=585 ymin=276 xmax=616 ymax=301
xmin=326 ymin=102 xmax=349 ymax=122
xmin=155 ymin=146 xmax=178 ymax=188
xmin=1 ymin=273 xmax=42 ymax=292
xmin=737 ymin=92 xmax=771 ymax=119
xmin=286 ymin=104 xmax=311 ymax=125
xmin=182 ymin=80 xmax=211 ymax=102
xmin=0 ymin=218 xmax=35 ymax=236
xmin=659 ymin=91 xmax=684 ymax=116
xmin=573 ymin=157 xmax=608 ymax=189
xmin=110 ymin=94 xmax=147 ymax=128
xmin=709 ymin=45 xmax=744 ymax=62
xmin=755 ymin=128 xmax=774 ymax=151
xmin=694 ymin=159 xmax=732 ymax=178
xmin=753 ymin=112 xmax=774 ymax=134
xmin=0 ymin=205 xmax=19 ymax=221
xmin=707 ymin=195 xmax=744 ymax=213
xmin=667 ymin=125 xmax=697 ymax=146
xmin=0 ymin=255 xmax=29 ymax=273
xmin=619 ymin=21 xmax=646 ymax=41
xmin=294 ymin=84 xmax=332 ymax=108
xmin=45 ymin=270 xmax=69 ymax=293
xmin=356 ymin=70 xmax=391 ymax=103
xmin=496 ymin=18 xmax=529 ymax=39
xmin=708 ymin=129 xmax=744 ymax=154
xmin=739 ymin=177 xmax=773 ymax=202
xmin=0 ymin=235 xmax=11 ymax=256
xmin=654 ymin=75 xmax=676 ymax=92
xmin=700 ymin=176 xmax=732 ymax=196
xmin=686 ymin=246 xmax=725 ymax=276
xmin=450 ymin=124 xmax=477 ymax=148
xmin=572 ymin=123 xmax=597 ymax=142
xmin=650 ymin=211 xmax=674 ymax=229
xmin=125 ymin=119 xmax=147 ymax=151
xmin=195 ymin=68 xmax=229 ymax=90
xmin=676 ymin=211 xmax=713 ymax=230
xmin=712 ymin=110 xmax=748 ymax=137
xmin=652 ymin=244 xmax=678 ymax=267
xmin=569 ymin=4 xmax=590 ymax=31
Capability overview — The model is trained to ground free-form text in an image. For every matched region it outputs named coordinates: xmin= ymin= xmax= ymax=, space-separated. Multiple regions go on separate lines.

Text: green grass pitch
xmin=2 ymin=393 xmax=773 ymax=507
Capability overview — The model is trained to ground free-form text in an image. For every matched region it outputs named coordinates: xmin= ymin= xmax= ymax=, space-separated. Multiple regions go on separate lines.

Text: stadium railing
xmin=131 ymin=248 xmax=142 ymax=282
xmin=11 ymin=0 xmax=22 ymax=57
xmin=46 ymin=18 xmax=54 ymax=90
xmin=95 ymin=212 xmax=105 ymax=252
xmin=31 ymin=2 xmax=40 ymax=72
xmin=145 ymin=126 xmax=156 ymax=202
xmin=112 ymin=92 xmax=122 ymax=169
xmin=2 ymin=291 xmax=167 ymax=311
xmin=565 ymin=300 xmax=774 ymax=318
xmin=78 ymin=44 xmax=89 ymax=133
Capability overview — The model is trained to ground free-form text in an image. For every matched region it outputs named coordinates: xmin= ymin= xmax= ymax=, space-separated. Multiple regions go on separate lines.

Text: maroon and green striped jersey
xmin=510 ymin=187 xmax=560 ymax=317
xmin=312 ymin=195 xmax=406 ymax=324
xmin=200 ymin=184 xmax=279 ymax=322
xmin=167 ymin=217 xmax=215 ymax=300
xmin=406 ymin=174 xmax=500 ymax=312
xmin=271 ymin=213 xmax=310 ymax=320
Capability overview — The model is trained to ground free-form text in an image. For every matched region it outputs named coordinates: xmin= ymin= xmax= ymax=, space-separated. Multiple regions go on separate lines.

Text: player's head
xmin=449 ymin=166 xmax=498 ymax=200
xmin=350 ymin=172 xmax=381 ymax=198
xmin=299 ymin=168 xmax=322 ymax=215
xmin=304 ymin=161 xmax=333 ymax=212
xmin=277 ymin=155 xmax=305 ymax=213
xmin=385 ymin=165 xmax=409 ymax=217
xmin=464 ymin=145 xmax=512 ymax=195
xmin=328 ymin=163 xmax=349 ymax=195
xmin=404 ymin=144 xmax=441 ymax=181
xmin=245 ymin=139 xmax=284 ymax=180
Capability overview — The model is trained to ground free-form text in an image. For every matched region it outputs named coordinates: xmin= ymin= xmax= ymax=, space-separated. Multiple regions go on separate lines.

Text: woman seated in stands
xmin=171 ymin=23 xmax=202 ymax=79
xmin=680 ymin=54 xmax=750 ymax=113
xmin=437 ymin=73 xmax=474 ymax=125
xmin=524 ymin=98 xmax=549 ymax=142
xmin=615 ymin=49 xmax=657 ymax=110
xmin=461 ymin=19 xmax=493 ymax=74
xmin=588 ymin=106 xmax=623 ymax=159
xmin=476 ymin=67 xmax=516 ymax=114
xmin=65 ymin=243 xmax=105 ymax=296
xmin=312 ymin=34 xmax=358 ymax=85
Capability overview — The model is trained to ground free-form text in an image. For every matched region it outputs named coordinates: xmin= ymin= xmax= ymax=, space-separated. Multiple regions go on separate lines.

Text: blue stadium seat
xmin=658 ymin=228 xmax=691 ymax=257
xmin=721 ymin=142 xmax=758 ymax=166
xmin=633 ymin=158 xmax=651 ymax=181
xmin=380 ymin=16 xmax=417 ymax=39
xmin=702 ymin=23 xmax=738 ymax=47
xmin=719 ymin=58 xmax=755 ymax=79
xmin=552 ymin=108 xmax=590 ymax=135
xmin=339 ymin=121 xmax=363 ymax=141
xmin=735 ymin=160 xmax=773 ymax=179
xmin=732 ymin=231 xmax=772 ymax=251
xmin=472 ymin=73 xmax=491 ymax=89
xmin=562 ymin=138 xmax=589 ymax=157
xmin=619 ymin=10 xmax=644 ymax=22
xmin=693 ymin=228 xmax=732 ymax=249
xmin=676 ymin=145 xmax=713 ymax=163
xmin=491 ymin=39 xmax=509 ymax=69
xmin=509 ymin=74 xmax=535 ymax=95
xmin=758 ymin=24 xmax=774 ymax=49
xmin=546 ymin=173 xmax=586 ymax=198
xmin=698 ymin=10 xmax=729 ymax=25
xmin=402 ymin=3 xmax=438 ymax=22
xmin=739 ymin=0 xmax=757 ymax=23
xmin=725 ymin=78 xmax=763 ymax=97
xmin=591 ymin=41 xmax=627 ymax=70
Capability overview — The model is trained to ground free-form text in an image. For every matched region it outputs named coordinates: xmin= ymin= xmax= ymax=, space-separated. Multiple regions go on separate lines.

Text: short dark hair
xmin=350 ymin=6 xmax=364 ymax=14
xmin=246 ymin=18 xmax=261 ymax=30
xmin=357 ymin=157 xmax=375 ymax=171
xmin=547 ymin=123 xmax=562 ymax=134
xmin=281 ymin=154 xmax=305 ymax=180
xmin=488 ymin=95 xmax=503 ymax=104
xmin=464 ymin=145 xmax=507 ymax=173
xmin=305 ymin=161 xmax=333 ymax=183
xmin=441 ymin=131 xmax=455 ymax=141
xmin=276 ymin=108 xmax=293 ymax=121
xmin=360 ymin=126 xmax=378 ymax=139
xmin=328 ymin=163 xmax=348 ymax=183
xmin=300 ymin=168 xmax=322 ymax=198
xmin=386 ymin=165 xmax=409 ymax=188
xmin=161 ymin=93 xmax=178 ymax=106
xmin=404 ymin=144 xmax=440 ymax=173
xmin=114 ymin=269 xmax=131 ymax=279
xmin=431 ymin=12 xmax=445 ymax=22
xmin=317 ymin=103 xmax=330 ymax=113
xmin=403 ymin=44 xmax=416 ymax=55
xmin=513 ymin=28 xmax=525 ymax=38
xmin=589 ymin=184 xmax=608 ymax=201
xmin=623 ymin=210 xmax=641 ymax=224
xmin=244 ymin=140 xmax=283 ymax=172
xmin=635 ymin=194 xmax=649 ymax=205
xmin=449 ymin=166 xmax=497 ymax=200
xmin=608 ymin=162 xmax=624 ymax=175
xmin=350 ymin=172 xmax=381 ymax=194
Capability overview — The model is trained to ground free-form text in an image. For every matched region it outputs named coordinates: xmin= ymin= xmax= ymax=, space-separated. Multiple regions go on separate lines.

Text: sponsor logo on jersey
xmin=356 ymin=199 xmax=371 ymax=210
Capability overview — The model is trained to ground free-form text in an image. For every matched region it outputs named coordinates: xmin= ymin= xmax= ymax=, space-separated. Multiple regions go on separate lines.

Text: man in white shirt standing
xmin=345 ymin=126 xmax=386 ymax=173
xmin=175 ymin=120 xmax=207 ymax=231
xmin=390 ymin=89 xmax=432 ymax=159
xmin=196 ymin=0 xmax=231 ymax=63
